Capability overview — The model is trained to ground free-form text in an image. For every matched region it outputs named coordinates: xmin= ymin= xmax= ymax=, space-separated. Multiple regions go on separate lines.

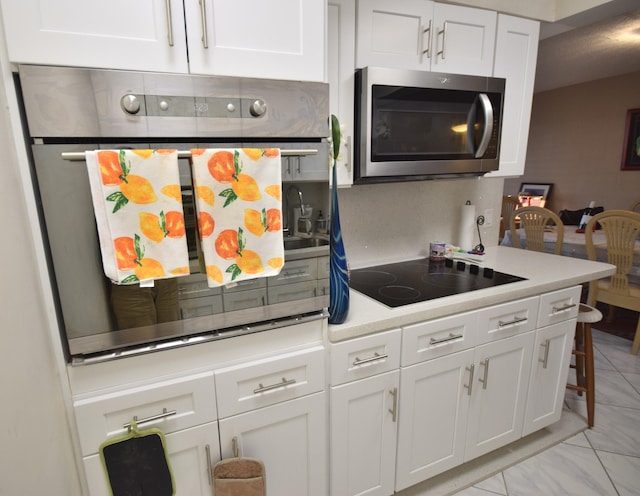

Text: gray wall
xmin=505 ymin=71 xmax=640 ymax=213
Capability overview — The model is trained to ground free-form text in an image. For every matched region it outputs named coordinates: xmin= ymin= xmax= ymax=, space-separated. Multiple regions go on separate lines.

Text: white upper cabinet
xmin=328 ymin=0 xmax=356 ymax=186
xmin=0 ymin=0 xmax=326 ymax=81
xmin=0 ymin=0 xmax=189 ymax=73
xmin=356 ymin=0 xmax=497 ymax=76
xmin=487 ymin=14 xmax=540 ymax=177
xmin=185 ymin=0 xmax=325 ymax=81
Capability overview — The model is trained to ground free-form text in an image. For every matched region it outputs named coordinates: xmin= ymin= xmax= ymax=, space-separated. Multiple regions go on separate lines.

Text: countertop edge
xmin=328 ymin=246 xmax=616 ymax=343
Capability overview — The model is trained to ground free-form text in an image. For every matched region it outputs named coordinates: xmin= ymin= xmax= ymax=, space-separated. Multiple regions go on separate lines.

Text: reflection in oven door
xmin=30 ymin=142 xmax=329 ymax=363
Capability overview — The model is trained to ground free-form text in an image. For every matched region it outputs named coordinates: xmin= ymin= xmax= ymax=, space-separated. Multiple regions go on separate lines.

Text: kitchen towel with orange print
xmin=85 ymin=149 xmax=190 ymax=285
xmin=189 ymin=148 xmax=284 ymax=287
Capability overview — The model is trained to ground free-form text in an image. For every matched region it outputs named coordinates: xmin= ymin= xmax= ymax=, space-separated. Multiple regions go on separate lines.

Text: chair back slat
xmin=510 ymin=206 xmax=564 ymax=255
xmin=585 ymin=210 xmax=640 ymax=295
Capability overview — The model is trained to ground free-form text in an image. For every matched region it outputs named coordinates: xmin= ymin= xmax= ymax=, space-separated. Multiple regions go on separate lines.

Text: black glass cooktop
xmin=349 ymin=257 xmax=526 ymax=308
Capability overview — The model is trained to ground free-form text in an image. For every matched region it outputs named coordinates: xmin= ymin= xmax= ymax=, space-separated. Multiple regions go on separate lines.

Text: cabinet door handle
xmin=539 ymin=339 xmax=551 ymax=369
xmin=388 ymin=387 xmax=398 ymax=422
xmin=253 ymin=377 xmax=297 ymax=394
xmin=122 ymin=408 xmax=177 ymax=430
xmin=464 ymin=363 xmax=475 ymax=396
xmin=205 ymin=444 xmax=213 ymax=485
xmin=232 ymin=436 xmax=240 ymax=457
xmin=497 ymin=316 xmax=528 ymax=327
xmin=479 ymin=359 xmax=490 ymax=389
xmin=437 ymin=21 xmax=448 ymax=60
xmin=164 ymin=0 xmax=174 ymax=47
xmin=421 ymin=20 xmax=432 ymax=60
xmin=552 ymin=303 xmax=576 ymax=313
xmin=429 ymin=332 xmax=463 ymax=345
xmin=199 ymin=0 xmax=209 ymax=48
xmin=353 ymin=352 xmax=388 ymax=366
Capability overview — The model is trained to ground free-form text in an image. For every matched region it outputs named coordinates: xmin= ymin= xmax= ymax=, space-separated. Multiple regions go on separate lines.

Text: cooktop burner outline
xmin=349 ymin=258 xmax=526 ymax=308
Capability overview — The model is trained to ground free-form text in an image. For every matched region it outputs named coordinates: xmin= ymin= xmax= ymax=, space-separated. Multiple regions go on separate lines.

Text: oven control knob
xmin=249 ymin=99 xmax=267 ymax=117
xmin=120 ymin=94 xmax=141 ymax=115
xmin=483 ymin=267 xmax=494 ymax=279
xmin=456 ymin=261 xmax=466 ymax=271
xmin=469 ymin=264 xmax=479 ymax=275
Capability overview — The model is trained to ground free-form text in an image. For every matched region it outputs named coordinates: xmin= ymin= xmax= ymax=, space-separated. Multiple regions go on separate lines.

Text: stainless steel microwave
xmin=354 ymin=67 xmax=505 ymax=183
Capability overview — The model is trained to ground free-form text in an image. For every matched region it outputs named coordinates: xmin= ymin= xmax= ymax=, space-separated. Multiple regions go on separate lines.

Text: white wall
xmin=0 ymin=23 xmax=82 ymax=496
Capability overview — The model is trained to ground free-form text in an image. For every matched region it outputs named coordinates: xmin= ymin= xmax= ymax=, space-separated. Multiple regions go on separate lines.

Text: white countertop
xmin=328 ymin=246 xmax=615 ymax=342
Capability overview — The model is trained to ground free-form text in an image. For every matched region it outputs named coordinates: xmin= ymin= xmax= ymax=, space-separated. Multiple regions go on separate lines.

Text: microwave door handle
xmin=475 ymin=93 xmax=494 ymax=158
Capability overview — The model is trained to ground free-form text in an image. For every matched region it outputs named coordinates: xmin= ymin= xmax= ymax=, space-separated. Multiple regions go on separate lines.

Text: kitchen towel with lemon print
xmin=190 ymin=148 xmax=284 ymax=288
xmin=86 ymin=149 xmax=190 ymax=285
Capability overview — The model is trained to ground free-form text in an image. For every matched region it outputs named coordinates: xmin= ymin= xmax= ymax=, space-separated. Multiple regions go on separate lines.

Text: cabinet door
xmin=282 ymin=154 xmax=331 ymax=182
xmin=430 ymin=3 xmax=497 ymax=76
xmin=522 ymin=320 xmax=575 ymax=436
xmin=395 ymin=349 xmax=473 ymax=491
xmin=331 ymin=370 xmax=399 ymax=496
xmin=84 ymin=422 xmax=220 ymax=496
xmin=356 ymin=0 xmax=433 ymax=70
xmin=186 ymin=0 xmax=325 ymax=81
xmin=487 ymin=14 xmax=539 ymax=177
xmin=219 ymin=392 xmax=327 ymax=496
xmin=328 ymin=0 xmax=356 ymax=186
xmin=0 ymin=0 xmax=188 ymax=73
xmin=464 ymin=332 xmax=534 ymax=461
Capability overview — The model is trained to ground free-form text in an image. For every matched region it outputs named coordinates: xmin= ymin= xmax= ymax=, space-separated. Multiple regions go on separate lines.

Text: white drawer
xmin=268 ymin=258 xmax=318 ymax=286
xmin=476 ymin=296 xmax=539 ymax=344
xmin=267 ymin=280 xmax=318 ymax=304
xmin=179 ymin=294 xmax=223 ymax=318
xmin=317 ymin=255 xmax=330 ymax=279
xmin=401 ymin=311 xmax=477 ymax=366
xmin=178 ymin=273 xmax=221 ymax=299
xmin=215 ymin=346 xmax=324 ymax=418
xmin=330 ymin=329 xmax=401 ymax=385
xmin=73 ymin=371 xmax=217 ymax=456
xmin=537 ymin=286 xmax=581 ymax=328
xmin=222 ymin=288 xmax=267 ymax=311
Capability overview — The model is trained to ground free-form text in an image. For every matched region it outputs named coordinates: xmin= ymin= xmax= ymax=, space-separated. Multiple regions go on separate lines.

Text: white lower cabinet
xmin=331 ymin=370 xmax=400 ymax=496
xmin=395 ymin=349 xmax=473 ymax=490
xmin=464 ymin=331 xmax=535 ymax=461
xmin=83 ymin=422 xmax=220 ymax=496
xmin=215 ymin=345 xmax=327 ymax=495
xmin=218 ymin=392 xmax=327 ymax=496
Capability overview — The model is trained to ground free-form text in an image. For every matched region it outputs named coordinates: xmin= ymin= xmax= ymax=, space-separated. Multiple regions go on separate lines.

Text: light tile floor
xmin=453 ymin=328 xmax=640 ymax=496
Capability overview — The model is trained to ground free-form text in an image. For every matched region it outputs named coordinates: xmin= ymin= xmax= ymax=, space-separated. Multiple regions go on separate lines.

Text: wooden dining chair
xmin=499 ymin=195 xmax=520 ymax=241
xmin=510 ymin=206 xmax=565 ymax=255
xmin=585 ymin=210 xmax=640 ymax=355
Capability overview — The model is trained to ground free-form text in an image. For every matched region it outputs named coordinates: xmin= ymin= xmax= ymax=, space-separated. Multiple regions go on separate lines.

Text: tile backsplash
xmin=337 ymin=177 xmax=504 ymax=268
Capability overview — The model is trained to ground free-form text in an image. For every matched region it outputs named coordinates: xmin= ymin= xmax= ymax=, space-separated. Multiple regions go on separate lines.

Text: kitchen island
xmin=327 ymin=246 xmax=614 ymax=495
xmin=329 ymin=245 xmax=615 ymax=342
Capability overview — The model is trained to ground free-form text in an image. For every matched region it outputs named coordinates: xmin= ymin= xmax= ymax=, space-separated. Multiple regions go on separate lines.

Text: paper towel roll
xmin=458 ymin=202 xmax=476 ymax=251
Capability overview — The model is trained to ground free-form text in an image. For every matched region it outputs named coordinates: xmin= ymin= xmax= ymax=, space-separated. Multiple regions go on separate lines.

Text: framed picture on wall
xmin=519 ymin=182 xmax=552 ymax=201
xmin=621 ymin=108 xmax=640 ymax=170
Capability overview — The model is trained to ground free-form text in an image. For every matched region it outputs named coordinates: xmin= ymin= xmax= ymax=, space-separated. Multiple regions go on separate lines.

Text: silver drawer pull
xmin=497 ymin=316 xmax=528 ymax=327
xmin=430 ymin=332 xmax=463 ymax=345
xmin=353 ymin=352 xmax=388 ymax=366
xmin=205 ymin=444 xmax=213 ymax=485
xmin=122 ymin=408 xmax=177 ymax=430
xmin=552 ymin=303 xmax=576 ymax=313
xmin=253 ymin=377 xmax=296 ymax=394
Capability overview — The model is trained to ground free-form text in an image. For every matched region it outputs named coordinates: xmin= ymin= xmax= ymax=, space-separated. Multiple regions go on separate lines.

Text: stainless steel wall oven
xmin=17 ymin=65 xmax=330 ymax=364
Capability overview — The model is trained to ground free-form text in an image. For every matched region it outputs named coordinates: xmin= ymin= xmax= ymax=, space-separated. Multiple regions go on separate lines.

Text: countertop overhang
xmin=328 ymin=246 xmax=616 ymax=342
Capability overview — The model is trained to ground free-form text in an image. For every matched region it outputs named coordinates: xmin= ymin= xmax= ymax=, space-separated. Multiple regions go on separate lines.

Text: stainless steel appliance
xmin=349 ymin=258 xmax=525 ymax=308
xmin=354 ymin=66 xmax=505 ymax=183
xmin=17 ymin=65 xmax=330 ymax=364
